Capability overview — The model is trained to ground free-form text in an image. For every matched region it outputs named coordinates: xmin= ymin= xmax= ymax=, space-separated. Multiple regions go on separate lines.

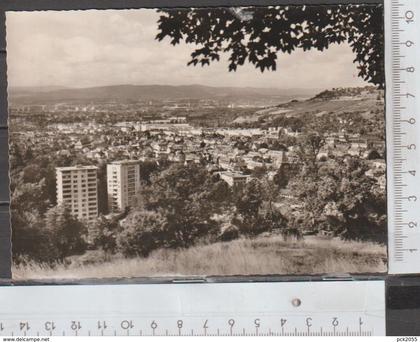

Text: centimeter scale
xmin=0 ymin=0 xmax=419 ymax=336
xmin=0 ymin=282 xmax=385 ymax=336
xmin=387 ymin=0 xmax=420 ymax=274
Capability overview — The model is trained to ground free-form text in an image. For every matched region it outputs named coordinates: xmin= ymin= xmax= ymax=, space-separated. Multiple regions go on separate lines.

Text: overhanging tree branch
xmin=156 ymin=5 xmax=384 ymax=88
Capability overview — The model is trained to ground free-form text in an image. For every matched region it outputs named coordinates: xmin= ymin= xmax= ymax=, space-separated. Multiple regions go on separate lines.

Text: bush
xmin=64 ymin=249 xmax=113 ymax=267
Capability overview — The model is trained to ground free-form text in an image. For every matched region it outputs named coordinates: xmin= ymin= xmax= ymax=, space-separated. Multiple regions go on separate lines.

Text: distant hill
xmin=310 ymin=86 xmax=380 ymax=101
xmin=8 ymin=84 xmax=320 ymax=104
xmin=9 ymin=86 xmax=69 ymax=96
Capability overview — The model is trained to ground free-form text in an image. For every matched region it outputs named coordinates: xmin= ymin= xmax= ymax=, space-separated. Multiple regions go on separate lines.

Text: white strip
xmin=0 ymin=338 xmax=406 ymax=342
xmin=0 ymin=281 xmax=385 ymax=336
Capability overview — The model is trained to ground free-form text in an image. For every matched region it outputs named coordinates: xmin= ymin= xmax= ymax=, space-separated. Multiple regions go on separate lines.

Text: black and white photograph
xmin=7 ymin=4 xmax=387 ymax=279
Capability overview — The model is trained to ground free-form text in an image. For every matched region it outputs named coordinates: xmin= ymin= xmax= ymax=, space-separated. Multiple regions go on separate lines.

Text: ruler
xmin=387 ymin=0 xmax=420 ymax=274
xmin=0 ymin=281 xmax=385 ymax=336
xmin=0 ymin=0 xmax=416 ymax=337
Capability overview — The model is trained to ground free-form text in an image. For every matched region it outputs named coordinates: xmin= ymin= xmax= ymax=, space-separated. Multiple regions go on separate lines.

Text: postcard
xmin=6 ymin=4 xmax=386 ymax=279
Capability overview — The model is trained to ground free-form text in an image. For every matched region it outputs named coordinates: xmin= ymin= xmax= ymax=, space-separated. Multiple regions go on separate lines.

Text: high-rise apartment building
xmin=56 ymin=166 xmax=99 ymax=223
xmin=107 ymin=160 xmax=141 ymax=212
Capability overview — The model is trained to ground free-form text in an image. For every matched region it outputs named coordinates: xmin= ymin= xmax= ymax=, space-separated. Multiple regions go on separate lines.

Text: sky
xmin=6 ymin=9 xmax=369 ymax=90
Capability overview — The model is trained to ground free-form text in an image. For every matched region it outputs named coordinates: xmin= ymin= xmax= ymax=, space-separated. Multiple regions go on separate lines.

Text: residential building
xmin=56 ymin=166 xmax=98 ymax=223
xmin=266 ymin=150 xmax=287 ymax=167
xmin=218 ymin=171 xmax=249 ymax=187
xmin=107 ymin=160 xmax=141 ymax=212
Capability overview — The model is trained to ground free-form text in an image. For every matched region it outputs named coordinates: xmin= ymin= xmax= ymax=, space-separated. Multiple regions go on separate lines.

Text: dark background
xmin=0 ymin=0 xmax=419 ymax=336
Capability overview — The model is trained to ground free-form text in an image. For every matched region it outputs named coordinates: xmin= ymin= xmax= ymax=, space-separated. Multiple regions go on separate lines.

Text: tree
xmin=44 ymin=164 xmax=58 ymax=207
xmin=156 ymin=5 xmax=384 ymax=88
xmin=9 ymin=143 xmax=24 ymax=169
xmin=11 ymin=180 xmax=51 ymax=216
xmin=14 ymin=204 xmax=88 ymax=263
xmin=22 ymin=164 xmax=42 ymax=184
xmin=139 ymin=163 xmax=227 ymax=248
xmin=261 ymin=210 xmax=296 ymax=240
xmin=252 ymin=165 xmax=268 ymax=179
xmin=289 ymin=157 xmax=386 ymax=242
xmin=90 ymin=215 xmax=120 ymax=253
xmin=96 ymin=162 xmax=109 ymax=214
xmin=337 ymin=173 xmax=386 ymax=243
xmin=296 ymin=133 xmax=325 ymax=171
xmin=272 ymin=164 xmax=296 ymax=189
xmin=44 ymin=205 xmax=87 ymax=260
xmin=277 ymin=133 xmax=297 ymax=148
xmin=12 ymin=209 xmax=53 ymax=263
xmin=23 ymin=146 xmax=34 ymax=161
xmin=234 ymin=179 xmax=264 ymax=234
xmin=117 ymin=210 xmax=168 ymax=257
xmin=139 ymin=160 xmax=160 ymax=185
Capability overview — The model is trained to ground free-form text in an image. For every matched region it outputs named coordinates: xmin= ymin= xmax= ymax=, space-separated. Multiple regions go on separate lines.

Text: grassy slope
xmin=13 ymin=236 xmax=387 ymax=280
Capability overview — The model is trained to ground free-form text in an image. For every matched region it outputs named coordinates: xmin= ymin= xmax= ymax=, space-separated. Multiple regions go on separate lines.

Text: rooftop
xmin=109 ymin=159 xmax=141 ymax=165
xmin=219 ymin=171 xmax=249 ymax=179
xmin=56 ymin=165 xmax=98 ymax=171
